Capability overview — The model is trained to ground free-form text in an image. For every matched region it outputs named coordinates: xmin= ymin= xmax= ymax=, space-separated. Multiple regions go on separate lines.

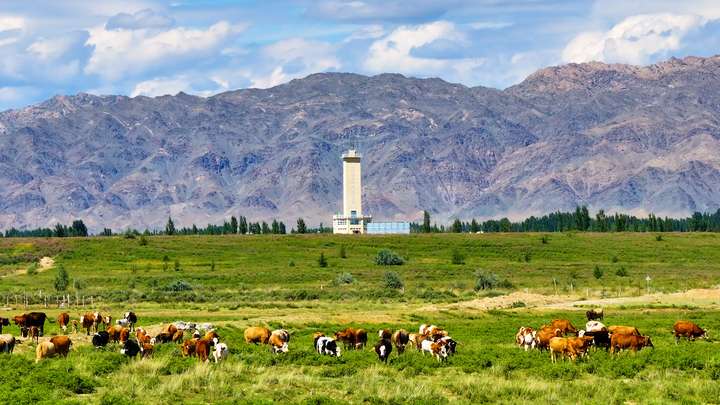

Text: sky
xmin=1 ymin=0 xmax=720 ymax=110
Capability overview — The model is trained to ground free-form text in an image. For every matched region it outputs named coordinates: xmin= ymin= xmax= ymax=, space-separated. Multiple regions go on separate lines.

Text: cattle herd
xmin=0 ymin=308 xmax=711 ymax=367
xmin=515 ymin=308 xmax=709 ymax=362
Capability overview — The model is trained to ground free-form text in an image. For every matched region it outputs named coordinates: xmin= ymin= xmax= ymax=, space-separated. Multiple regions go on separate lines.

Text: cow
xmin=153 ymin=332 xmax=174 ymax=344
xmin=408 ymin=333 xmax=422 ymax=351
xmin=535 ymin=327 xmax=563 ymax=351
xmin=378 ymin=329 xmax=392 ymax=339
xmin=374 ymin=338 xmax=392 ymax=363
xmin=244 ymin=326 xmax=271 ymax=344
xmin=269 ymin=329 xmax=290 ymax=354
xmin=549 ymin=337 xmax=576 ymax=363
xmin=566 ymin=336 xmax=594 ymax=358
xmin=334 ymin=328 xmax=368 ymax=350
xmin=314 ymin=334 xmax=341 ymax=357
xmin=392 ymin=329 xmax=410 ymax=354
xmin=213 ymin=340 xmax=229 ymax=363
xmin=161 ymin=324 xmax=179 ymax=336
xmin=610 ymin=334 xmax=653 ymax=354
xmin=92 ymin=331 xmax=110 ymax=348
xmin=181 ymin=339 xmax=197 ymax=357
xmin=586 ymin=308 xmax=604 ymax=321
xmin=0 ymin=317 xmax=8 ymax=334
xmin=57 ymin=313 xmax=70 ymax=333
xmin=439 ymin=336 xmax=458 ymax=356
xmin=79 ymin=313 xmax=96 ymax=335
xmin=673 ymin=321 xmax=707 ymax=343
xmin=516 ymin=327 xmax=537 ymax=351
xmin=139 ymin=342 xmax=154 ymax=358
xmin=121 ymin=339 xmax=141 ymax=357
xmin=136 ymin=328 xmax=151 ymax=344
xmin=0 ymin=334 xmax=15 ymax=354
xmin=172 ymin=330 xmax=185 ymax=343
xmin=36 ymin=336 xmax=72 ymax=362
xmin=421 ymin=339 xmax=448 ymax=362
xmin=28 ymin=326 xmax=40 ymax=344
xmin=581 ymin=330 xmax=611 ymax=351
xmin=549 ymin=319 xmax=579 ymax=336
xmin=14 ymin=312 xmax=47 ymax=336
xmin=119 ymin=312 xmax=138 ymax=332
xmin=608 ymin=325 xmax=641 ymax=336
xmin=107 ymin=325 xmax=122 ymax=343
xmin=119 ymin=328 xmax=130 ymax=343
xmin=91 ymin=312 xmax=104 ymax=333
xmin=585 ymin=321 xmax=607 ymax=333
xmin=195 ymin=338 xmax=212 ymax=362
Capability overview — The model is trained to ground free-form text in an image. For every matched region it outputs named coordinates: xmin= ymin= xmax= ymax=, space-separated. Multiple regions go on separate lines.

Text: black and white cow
xmin=117 ymin=312 xmax=138 ymax=332
xmin=315 ymin=335 xmax=341 ymax=357
xmin=374 ymin=338 xmax=392 ymax=363
xmin=120 ymin=339 xmax=141 ymax=357
xmin=92 ymin=331 xmax=110 ymax=348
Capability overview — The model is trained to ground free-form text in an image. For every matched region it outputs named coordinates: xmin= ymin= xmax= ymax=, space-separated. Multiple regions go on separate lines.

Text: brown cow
xmin=136 ymin=328 xmax=151 ymax=344
xmin=107 ymin=325 xmax=123 ymax=343
xmin=549 ymin=337 xmax=575 ymax=363
xmin=610 ymin=334 xmax=653 ymax=354
xmin=28 ymin=326 xmax=40 ymax=344
xmin=0 ymin=334 xmax=15 ymax=353
xmin=57 ymin=313 xmax=70 ymax=333
xmin=335 ymin=328 xmax=368 ymax=350
xmin=549 ymin=319 xmax=579 ymax=336
xmin=181 ymin=339 xmax=197 ymax=357
xmin=79 ymin=313 xmax=95 ymax=335
xmin=392 ymin=329 xmax=410 ymax=354
xmin=36 ymin=336 xmax=73 ymax=362
xmin=13 ymin=312 xmax=47 ymax=336
xmin=140 ymin=342 xmax=154 ymax=359
xmin=673 ymin=321 xmax=707 ymax=343
xmin=244 ymin=327 xmax=271 ymax=344
xmin=536 ymin=327 xmax=563 ymax=351
xmin=269 ymin=329 xmax=290 ymax=353
xmin=195 ymin=338 xmax=212 ymax=362
xmin=119 ymin=328 xmax=130 ymax=343
xmin=172 ymin=330 xmax=185 ymax=343
xmin=566 ymin=336 xmax=595 ymax=358
xmin=608 ymin=325 xmax=641 ymax=336
xmin=162 ymin=324 xmax=179 ymax=336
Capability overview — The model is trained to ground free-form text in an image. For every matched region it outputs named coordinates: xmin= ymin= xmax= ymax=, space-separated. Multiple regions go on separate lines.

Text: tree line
xmin=412 ymin=207 xmax=720 ymax=233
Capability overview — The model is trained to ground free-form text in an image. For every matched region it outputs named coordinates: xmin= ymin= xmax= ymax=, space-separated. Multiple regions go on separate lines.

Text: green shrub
xmin=541 ymin=235 xmax=549 ymax=244
xmin=656 ymin=234 xmax=663 ymax=241
xmin=334 ymin=272 xmax=354 ymax=285
xmin=593 ymin=265 xmax=604 ymax=279
xmin=338 ymin=244 xmax=347 ymax=259
xmin=474 ymin=271 xmax=499 ymax=290
xmin=288 ymin=260 xmax=295 ymax=267
xmin=138 ymin=236 xmax=148 ymax=246
xmin=375 ymin=249 xmax=404 ymax=265
xmin=451 ymin=249 xmax=465 ymax=265
xmin=616 ymin=266 xmax=629 ymax=277
xmin=510 ymin=301 xmax=526 ymax=308
xmin=318 ymin=253 xmax=328 ymax=268
xmin=26 ymin=263 xmax=38 ymax=276
xmin=611 ymin=255 xmax=619 ymax=263
xmin=164 ymin=280 xmax=193 ymax=292
xmin=383 ymin=271 xmax=404 ymax=289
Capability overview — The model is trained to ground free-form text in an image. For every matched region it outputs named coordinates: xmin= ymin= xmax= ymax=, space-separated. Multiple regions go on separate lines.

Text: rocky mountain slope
xmin=2 ymin=55 xmax=720 ymax=231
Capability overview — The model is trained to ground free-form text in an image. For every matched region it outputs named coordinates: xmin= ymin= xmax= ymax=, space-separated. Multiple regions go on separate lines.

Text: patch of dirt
xmin=420 ymin=291 xmax=576 ymax=312
xmin=545 ymin=288 xmax=720 ymax=310
xmin=6 ymin=256 xmax=55 ymax=276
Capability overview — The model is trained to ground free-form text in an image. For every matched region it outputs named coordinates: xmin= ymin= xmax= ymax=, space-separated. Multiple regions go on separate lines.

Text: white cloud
xmin=106 ymin=8 xmax=175 ymax=30
xmin=364 ymin=21 xmax=483 ymax=80
xmin=562 ymin=13 xmax=707 ymax=64
xmin=249 ymin=38 xmax=341 ymax=88
xmin=468 ymin=21 xmax=513 ymax=30
xmin=343 ymin=24 xmax=385 ymax=42
xmin=85 ymin=21 xmax=245 ymax=80
xmin=0 ymin=16 xmax=25 ymax=47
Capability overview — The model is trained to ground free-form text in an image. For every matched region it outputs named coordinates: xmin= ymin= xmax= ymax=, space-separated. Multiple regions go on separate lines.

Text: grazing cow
xmin=516 ymin=327 xmax=537 ymax=351
xmin=378 ymin=329 xmax=392 ymax=339
xmin=549 ymin=337 xmax=575 ymax=363
xmin=153 ymin=332 xmax=174 ymax=344
xmin=162 ymin=324 xmax=179 ymax=336
xmin=213 ymin=340 xmax=229 ymax=363
xmin=439 ymin=336 xmax=458 ymax=356
xmin=28 ymin=326 xmax=40 ymax=344
xmin=582 ymin=330 xmax=611 ymax=351
xmin=408 ymin=333 xmax=422 ymax=350
xmin=140 ymin=342 xmax=154 ymax=359
xmin=120 ymin=312 xmax=138 ymax=332
xmin=391 ymin=329 xmax=410 ymax=354
xmin=121 ymin=339 xmax=141 ymax=357
xmin=136 ymin=328 xmax=151 ymax=344
xmin=91 ymin=312 xmax=104 ymax=333
xmin=195 ymin=338 xmax=212 ymax=362
xmin=172 ymin=330 xmax=185 ymax=343
xmin=0 ymin=317 xmax=9 ymax=334
xmin=536 ymin=327 xmax=563 ymax=351
xmin=673 ymin=321 xmax=707 ymax=343
xmin=610 ymin=334 xmax=653 ymax=354
xmin=566 ymin=336 xmax=594 ymax=358
xmin=269 ymin=329 xmax=290 ymax=354
xmin=549 ymin=319 xmax=579 ymax=336
xmin=314 ymin=334 xmax=341 ymax=357
xmin=421 ymin=339 xmax=448 ymax=362
xmin=0 ymin=334 xmax=15 ymax=353
xmin=586 ymin=308 xmax=604 ymax=321
xmin=36 ymin=336 xmax=73 ymax=362
xmin=181 ymin=339 xmax=197 ymax=357
xmin=107 ymin=325 xmax=123 ymax=343
xmin=374 ymin=338 xmax=392 ymax=363
xmin=79 ymin=313 xmax=95 ymax=335
xmin=608 ymin=325 xmax=641 ymax=336
xmin=334 ymin=328 xmax=368 ymax=350
xmin=585 ymin=321 xmax=607 ymax=333
xmin=14 ymin=312 xmax=47 ymax=336
xmin=57 ymin=313 xmax=70 ymax=333
xmin=119 ymin=328 xmax=130 ymax=343
xmin=244 ymin=327 xmax=271 ymax=344
xmin=92 ymin=331 xmax=110 ymax=348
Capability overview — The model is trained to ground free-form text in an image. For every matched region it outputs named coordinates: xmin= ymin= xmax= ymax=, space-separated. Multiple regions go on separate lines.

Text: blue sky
xmin=1 ymin=0 xmax=720 ymax=110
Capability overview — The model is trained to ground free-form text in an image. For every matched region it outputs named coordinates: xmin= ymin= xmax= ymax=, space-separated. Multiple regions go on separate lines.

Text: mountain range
xmin=2 ymin=55 xmax=720 ymax=232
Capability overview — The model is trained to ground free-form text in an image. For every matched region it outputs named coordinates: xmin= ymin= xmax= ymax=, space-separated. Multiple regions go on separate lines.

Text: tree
xmin=279 ymin=221 xmax=287 ymax=234
xmin=451 ymin=219 xmax=463 ymax=233
xmin=54 ymin=265 xmax=70 ymax=292
xmin=593 ymin=265 xmax=604 ymax=279
xmin=296 ymin=218 xmax=307 ymax=234
xmin=53 ymin=223 xmax=67 ymax=238
xmin=71 ymin=220 xmax=88 ymax=237
xmin=383 ymin=271 xmax=404 ymax=290
xmin=165 ymin=216 xmax=176 ymax=235
xmin=261 ymin=222 xmax=271 ymax=234
xmin=239 ymin=216 xmax=248 ymax=235
xmin=318 ymin=253 xmax=328 ymax=268
xmin=101 ymin=228 xmax=112 ymax=237
xmin=422 ymin=211 xmax=431 ymax=233
xmin=230 ymin=216 xmax=239 ymax=234
xmin=470 ymin=219 xmax=480 ymax=233
xmin=271 ymin=219 xmax=280 ymax=234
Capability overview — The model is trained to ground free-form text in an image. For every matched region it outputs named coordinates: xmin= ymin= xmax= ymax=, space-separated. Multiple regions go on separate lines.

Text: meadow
xmin=0 ymin=233 xmax=719 ymax=404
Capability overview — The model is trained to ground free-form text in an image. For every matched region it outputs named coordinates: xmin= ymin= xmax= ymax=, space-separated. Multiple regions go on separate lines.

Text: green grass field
xmin=1 ymin=233 xmax=719 ymax=404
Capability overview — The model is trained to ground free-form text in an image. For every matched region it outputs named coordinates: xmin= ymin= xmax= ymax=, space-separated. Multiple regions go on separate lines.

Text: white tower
xmin=333 ymin=149 xmax=371 ymax=234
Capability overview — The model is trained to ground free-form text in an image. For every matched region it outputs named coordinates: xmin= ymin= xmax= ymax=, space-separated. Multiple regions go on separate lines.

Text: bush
xmin=318 ymin=253 xmax=328 ymax=268
xmin=451 ymin=249 xmax=465 ymax=265
xmin=174 ymin=259 xmax=181 ymax=272
xmin=54 ymin=265 xmax=70 ymax=292
xmin=656 ymin=235 xmax=663 ymax=241
xmin=164 ymin=280 xmax=193 ymax=292
xmin=541 ymin=235 xmax=549 ymax=244
xmin=138 ymin=236 xmax=148 ymax=246
xmin=288 ymin=260 xmax=295 ymax=267
xmin=383 ymin=271 xmax=404 ymax=289
xmin=521 ymin=251 xmax=531 ymax=262
xmin=510 ymin=301 xmax=526 ymax=308
xmin=474 ymin=271 xmax=499 ymax=290
xmin=593 ymin=265 xmax=604 ymax=279
xmin=616 ymin=266 xmax=629 ymax=277
xmin=334 ymin=272 xmax=354 ymax=285
xmin=26 ymin=263 xmax=38 ymax=276
xmin=611 ymin=255 xmax=619 ymax=263
xmin=375 ymin=249 xmax=404 ymax=265
xmin=338 ymin=245 xmax=347 ymax=259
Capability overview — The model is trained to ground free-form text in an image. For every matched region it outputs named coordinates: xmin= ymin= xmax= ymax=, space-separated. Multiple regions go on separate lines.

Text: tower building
xmin=333 ymin=149 xmax=372 ymax=234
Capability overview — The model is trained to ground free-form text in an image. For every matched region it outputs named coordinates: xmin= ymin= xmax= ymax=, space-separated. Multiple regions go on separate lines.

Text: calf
xmin=136 ymin=328 xmax=151 ymax=344
xmin=28 ymin=326 xmax=40 ymax=344
xmin=673 ymin=321 xmax=707 ymax=343
xmin=57 ymin=313 xmax=70 ymax=333
xmin=566 ymin=336 xmax=594 ymax=358
xmin=378 ymin=329 xmax=392 ymax=339
xmin=107 ymin=325 xmax=123 ymax=343
xmin=391 ymin=329 xmax=410 ymax=354
xmin=314 ymin=334 xmax=341 ymax=357
xmin=140 ymin=342 xmax=154 ymax=359
xmin=213 ymin=340 xmax=229 ymax=363
xmin=586 ymin=308 xmax=604 ymax=321
xmin=269 ymin=329 xmax=290 ymax=354
xmin=121 ymin=312 xmax=138 ymax=332
xmin=549 ymin=319 xmax=579 ymax=336
xmin=79 ymin=313 xmax=95 ymax=335
xmin=374 ymin=338 xmax=392 ymax=363
xmin=244 ymin=326 xmax=271 ymax=344
xmin=121 ymin=339 xmax=141 ymax=357
xmin=181 ymin=339 xmax=197 ymax=357
xmin=516 ymin=327 xmax=537 ymax=351
xmin=172 ymin=330 xmax=185 ymax=343
xmin=119 ymin=328 xmax=130 ymax=343
xmin=549 ymin=337 xmax=575 ymax=363
xmin=608 ymin=325 xmax=641 ymax=336
xmin=0 ymin=334 xmax=15 ymax=353
xmin=92 ymin=331 xmax=110 ymax=348
xmin=439 ymin=336 xmax=458 ymax=356
xmin=421 ymin=339 xmax=448 ymax=362
xmin=36 ymin=336 xmax=73 ymax=362
xmin=535 ymin=327 xmax=563 ymax=351
xmin=610 ymin=334 xmax=653 ymax=354
xmin=195 ymin=338 xmax=212 ymax=362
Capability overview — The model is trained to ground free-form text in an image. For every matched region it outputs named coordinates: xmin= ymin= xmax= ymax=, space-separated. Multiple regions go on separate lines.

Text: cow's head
xmin=13 ymin=315 xmax=25 ymax=326
xmin=642 ymin=336 xmax=654 ymax=348
xmin=0 ymin=318 xmax=9 ymax=326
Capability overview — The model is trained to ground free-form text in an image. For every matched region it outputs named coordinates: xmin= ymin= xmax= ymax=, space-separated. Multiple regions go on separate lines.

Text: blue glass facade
xmin=366 ymin=222 xmax=411 ymax=234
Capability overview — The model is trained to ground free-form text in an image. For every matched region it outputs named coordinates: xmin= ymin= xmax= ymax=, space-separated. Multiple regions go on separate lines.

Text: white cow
xmin=212 ymin=339 xmax=229 ymax=363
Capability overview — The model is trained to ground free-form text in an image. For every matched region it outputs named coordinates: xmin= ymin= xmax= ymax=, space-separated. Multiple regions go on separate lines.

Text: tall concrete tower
xmin=333 ymin=149 xmax=372 ymax=234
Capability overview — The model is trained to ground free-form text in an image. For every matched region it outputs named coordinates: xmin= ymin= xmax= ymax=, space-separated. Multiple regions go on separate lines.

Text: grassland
xmin=0 ymin=233 xmax=719 ymax=404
